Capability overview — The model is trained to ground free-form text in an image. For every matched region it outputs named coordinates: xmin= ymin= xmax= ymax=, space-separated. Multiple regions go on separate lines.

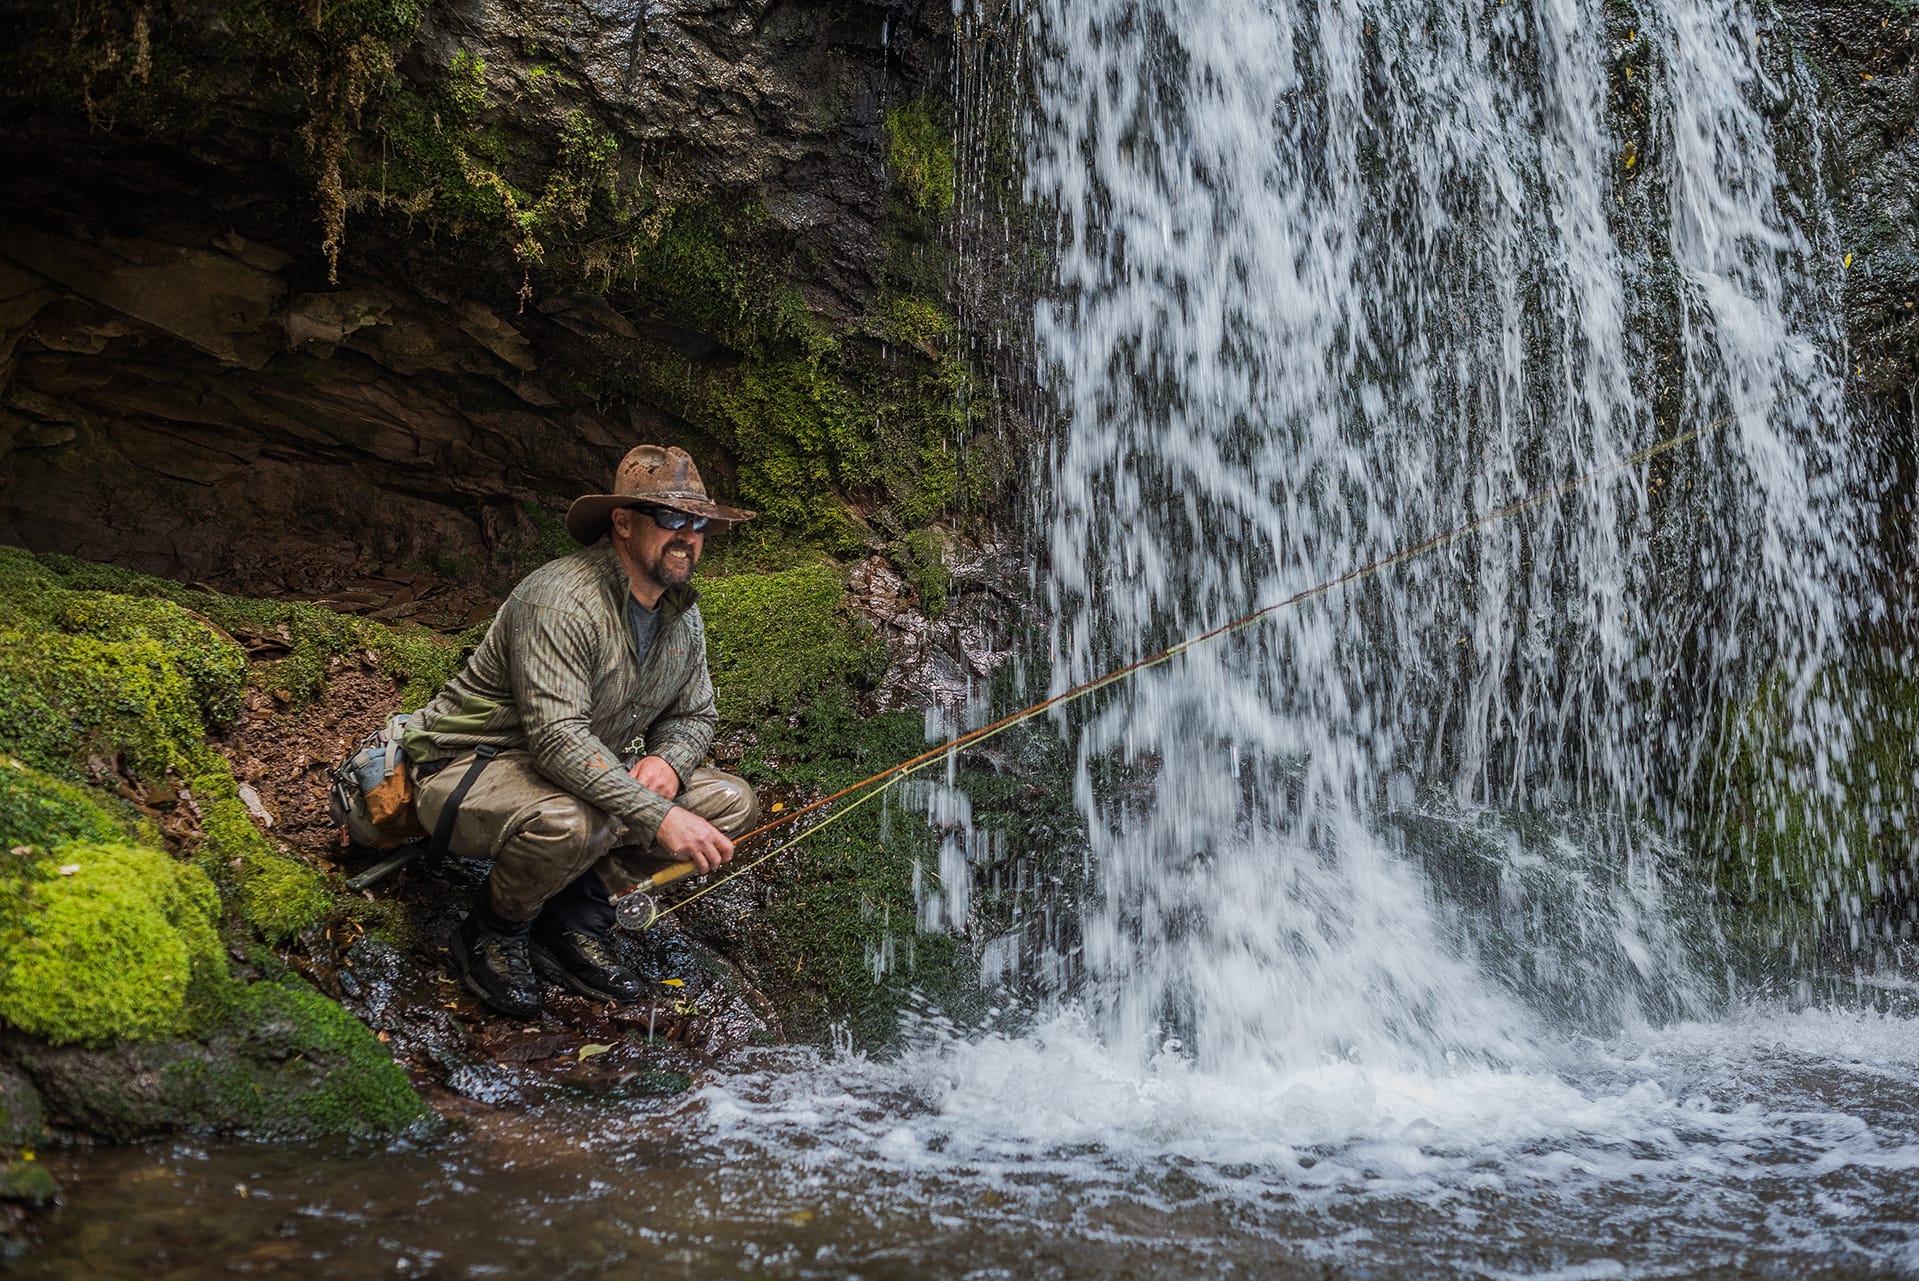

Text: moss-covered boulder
xmin=5 ymin=974 xmax=428 ymax=1142
xmin=0 ymin=547 xmax=436 ymax=1142
xmin=0 ymin=842 xmax=226 ymax=1047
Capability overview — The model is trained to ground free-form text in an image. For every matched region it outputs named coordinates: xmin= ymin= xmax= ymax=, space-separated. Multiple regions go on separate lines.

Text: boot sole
xmin=449 ymin=927 xmax=543 ymax=1020
xmin=529 ymin=940 xmax=643 ymax=1003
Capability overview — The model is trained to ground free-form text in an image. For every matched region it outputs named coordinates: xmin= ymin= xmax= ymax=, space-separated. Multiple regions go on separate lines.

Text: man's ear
xmin=609 ymin=507 xmax=631 ymax=539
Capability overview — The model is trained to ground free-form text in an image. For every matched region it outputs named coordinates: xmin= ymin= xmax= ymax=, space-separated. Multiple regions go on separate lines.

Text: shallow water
xmin=28 ymin=1003 xmax=1919 ymax=1280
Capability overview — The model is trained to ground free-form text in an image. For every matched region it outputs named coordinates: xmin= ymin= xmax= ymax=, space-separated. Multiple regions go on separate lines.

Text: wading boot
xmin=529 ymin=925 xmax=645 ymax=1002
xmin=449 ymin=907 xmax=542 ymax=1020
xmin=529 ymin=871 xmax=644 ymax=1002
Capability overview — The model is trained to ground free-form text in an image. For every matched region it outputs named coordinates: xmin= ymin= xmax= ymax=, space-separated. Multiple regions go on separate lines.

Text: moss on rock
xmin=157 ymin=976 xmax=427 ymax=1138
xmin=1705 ymin=658 xmax=1919 ymax=953
xmin=701 ymin=562 xmax=881 ymax=730
xmin=0 ymin=1159 xmax=56 ymax=1206
xmin=0 ymin=545 xmax=430 ymax=1139
xmin=0 ymin=841 xmax=228 ymax=1047
xmin=28 ymin=550 xmax=471 ymax=711
xmin=0 ymin=756 xmax=133 ymax=853
xmin=55 ymin=593 xmax=249 ymax=727
xmin=885 ymin=97 xmax=956 ymax=218
xmin=694 ymin=693 xmax=961 ymax=1043
xmin=0 ymin=630 xmax=205 ymax=782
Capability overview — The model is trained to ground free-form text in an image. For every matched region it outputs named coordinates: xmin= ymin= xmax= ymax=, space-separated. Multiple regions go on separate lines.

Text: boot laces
xmin=568 ymin=930 xmax=627 ymax=973
xmin=479 ymin=932 xmax=535 ymax=984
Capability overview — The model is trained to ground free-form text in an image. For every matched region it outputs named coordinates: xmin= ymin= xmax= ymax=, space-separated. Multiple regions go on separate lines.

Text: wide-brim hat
xmin=565 ymin=444 xmax=756 ymax=544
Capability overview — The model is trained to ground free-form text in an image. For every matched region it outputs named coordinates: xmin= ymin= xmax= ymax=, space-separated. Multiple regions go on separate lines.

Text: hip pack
xmin=329 ymin=713 xmax=427 ymax=850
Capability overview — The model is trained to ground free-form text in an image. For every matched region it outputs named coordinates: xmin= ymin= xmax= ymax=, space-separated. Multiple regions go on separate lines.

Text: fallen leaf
xmin=770 ymin=801 xmax=785 ymax=813
xmin=1843 ymin=252 xmax=1854 ymax=269
xmin=376 ymin=1031 xmax=390 ymax=1042
xmin=577 ymin=1043 xmax=613 ymax=1061
xmin=57 ymin=864 xmax=81 ymax=876
xmin=659 ymin=978 xmax=685 ymax=987
xmin=237 ymin=782 xmax=275 ymax=828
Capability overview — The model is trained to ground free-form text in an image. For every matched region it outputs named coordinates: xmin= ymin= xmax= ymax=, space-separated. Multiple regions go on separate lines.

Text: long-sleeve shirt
xmin=400 ymin=542 xmax=716 ymax=844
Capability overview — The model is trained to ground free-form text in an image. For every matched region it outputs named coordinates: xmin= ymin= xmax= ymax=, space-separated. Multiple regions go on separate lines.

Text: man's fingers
xmin=658 ymin=807 xmax=733 ymax=872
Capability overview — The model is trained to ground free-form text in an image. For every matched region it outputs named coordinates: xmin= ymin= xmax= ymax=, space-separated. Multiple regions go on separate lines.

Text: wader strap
xmin=429 ymin=744 xmax=500 ymax=858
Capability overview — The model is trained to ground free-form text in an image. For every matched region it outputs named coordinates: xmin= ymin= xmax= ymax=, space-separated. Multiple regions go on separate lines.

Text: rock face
xmin=1780 ymin=1 xmax=1919 ymax=404
xmin=0 ymin=0 xmax=974 ymax=591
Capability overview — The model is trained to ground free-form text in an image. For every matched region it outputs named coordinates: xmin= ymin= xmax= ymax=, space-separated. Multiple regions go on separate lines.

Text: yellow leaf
xmin=1843 ymin=252 xmax=1853 ymax=269
xmin=660 ymin=978 xmax=685 ymax=987
xmin=770 ymin=801 xmax=785 ymax=813
xmin=788 ymin=1210 xmax=814 ymax=1226
xmin=1624 ymin=152 xmax=1636 ymax=169
xmin=577 ymin=1043 xmax=613 ymax=1061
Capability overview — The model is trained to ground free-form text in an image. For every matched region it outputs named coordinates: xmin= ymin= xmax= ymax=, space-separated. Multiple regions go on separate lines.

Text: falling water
xmin=1025 ymin=0 xmax=1872 ymax=1077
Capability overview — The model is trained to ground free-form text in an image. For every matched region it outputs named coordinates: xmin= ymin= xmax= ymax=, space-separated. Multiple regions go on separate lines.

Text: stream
xmin=25 ymin=1001 xmax=1919 ymax=1278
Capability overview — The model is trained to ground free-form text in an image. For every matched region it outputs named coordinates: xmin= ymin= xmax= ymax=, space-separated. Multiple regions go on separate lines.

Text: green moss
xmin=717 ymin=692 xmax=964 ymax=1043
xmin=0 ymin=630 xmax=205 ymax=780
xmin=0 ymin=1159 xmax=56 ymax=1205
xmin=624 ymin=202 xmax=798 ymax=354
xmin=891 ymin=528 xmax=951 ymax=616
xmin=1704 ymin=659 xmax=1919 ymax=951
xmin=0 ymin=548 xmax=452 ymax=946
xmin=226 ymin=977 xmax=427 ymax=1136
xmin=710 ymin=673 xmax=1090 ymax=1046
xmin=0 ymin=549 xmax=64 ymax=628
xmin=56 ymin=593 xmax=248 ymax=726
xmin=0 ymin=841 xmax=229 ymax=1047
xmin=882 ymin=295 xmax=954 ymax=351
xmin=29 ymin=550 xmax=469 ymax=710
xmin=208 ymin=806 xmax=331 ymax=944
xmin=885 ymin=97 xmax=956 ymax=217
xmin=0 ymin=755 xmax=131 ymax=853
xmin=700 ymin=564 xmax=880 ymax=730
xmin=445 ymin=47 xmax=487 ymax=116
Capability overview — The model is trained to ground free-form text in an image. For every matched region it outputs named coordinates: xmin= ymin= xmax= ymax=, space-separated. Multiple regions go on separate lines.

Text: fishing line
xmin=638 ymin=399 xmax=1768 ymax=923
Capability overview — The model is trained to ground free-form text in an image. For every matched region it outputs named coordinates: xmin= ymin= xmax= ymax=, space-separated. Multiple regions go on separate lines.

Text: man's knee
xmin=680 ymin=767 xmax=759 ymax=837
xmin=510 ymin=797 xmax=621 ymax=860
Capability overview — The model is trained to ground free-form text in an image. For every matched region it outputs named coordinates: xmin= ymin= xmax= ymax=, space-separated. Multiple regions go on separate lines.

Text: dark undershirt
xmin=624 ymin=593 xmax=661 ymax=668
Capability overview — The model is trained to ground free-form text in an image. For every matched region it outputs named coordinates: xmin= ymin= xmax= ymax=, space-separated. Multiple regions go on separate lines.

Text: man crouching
xmin=401 ymin=444 xmax=759 ymax=1019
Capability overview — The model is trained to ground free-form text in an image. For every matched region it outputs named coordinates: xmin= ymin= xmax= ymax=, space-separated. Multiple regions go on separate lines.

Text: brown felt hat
xmin=565 ymin=444 xmax=755 ymax=544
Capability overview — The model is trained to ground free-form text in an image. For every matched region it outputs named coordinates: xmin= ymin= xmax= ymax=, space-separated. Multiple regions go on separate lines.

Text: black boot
xmin=530 ymin=873 xmax=644 ymax=1002
xmin=449 ymin=900 xmax=542 ymax=1020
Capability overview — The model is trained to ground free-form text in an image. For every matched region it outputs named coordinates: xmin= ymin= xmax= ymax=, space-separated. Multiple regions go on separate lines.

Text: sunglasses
xmin=625 ymin=504 xmax=711 ymax=533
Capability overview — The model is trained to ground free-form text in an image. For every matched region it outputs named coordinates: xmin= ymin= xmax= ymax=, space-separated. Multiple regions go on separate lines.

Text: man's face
xmin=613 ymin=506 xmax=703 ymax=591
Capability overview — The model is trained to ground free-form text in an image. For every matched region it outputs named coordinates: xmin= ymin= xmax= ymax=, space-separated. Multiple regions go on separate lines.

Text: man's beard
xmin=649 ymin=537 xmax=700 ymax=587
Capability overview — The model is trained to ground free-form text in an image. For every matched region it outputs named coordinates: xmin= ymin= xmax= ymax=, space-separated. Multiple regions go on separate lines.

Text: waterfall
xmin=1019 ymin=0 xmax=1873 ymax=1076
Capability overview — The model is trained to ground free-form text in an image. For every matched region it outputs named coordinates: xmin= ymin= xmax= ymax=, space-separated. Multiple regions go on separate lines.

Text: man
xmin=402 ymin=444 xmax=759 ymax=1019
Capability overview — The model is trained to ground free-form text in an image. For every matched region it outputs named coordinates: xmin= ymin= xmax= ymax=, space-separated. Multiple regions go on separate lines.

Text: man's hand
xmin=628 ymin=754 xmax=681 ymax=800
xmin=655 ymin=806 xmax=735 ymax=873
